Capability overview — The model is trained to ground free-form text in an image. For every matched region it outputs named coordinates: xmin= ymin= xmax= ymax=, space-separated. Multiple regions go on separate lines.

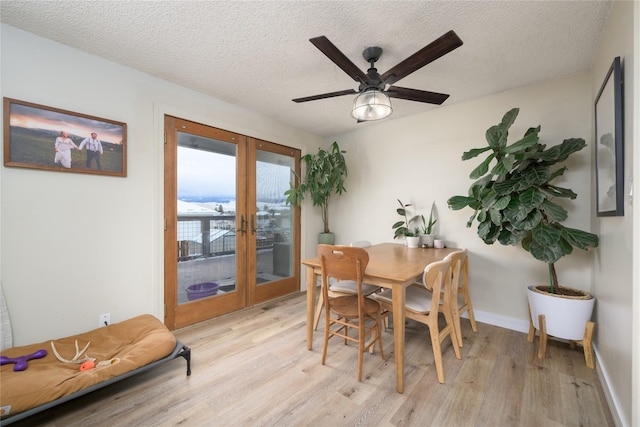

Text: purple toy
xmin=0 ymin=349 xmax=47 ymax=371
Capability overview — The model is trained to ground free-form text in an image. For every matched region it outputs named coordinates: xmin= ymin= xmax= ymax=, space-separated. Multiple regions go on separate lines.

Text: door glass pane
xmin=255 ymin=149 xmax=294 ymax=286
xmin=177 ymin=133 xmax=237 ymax=304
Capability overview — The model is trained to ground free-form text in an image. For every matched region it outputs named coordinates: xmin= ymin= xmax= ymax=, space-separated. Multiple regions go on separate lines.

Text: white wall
xmin=329 ymin=72 xmax=594 ymax=332
xmin=0 ymin=24 xmax=323 ymax=345
xmin=323 ymin=2 xmax=637 ymax=424
xmin=1 ymin=7 xmax=637 ymax=424
xmin=590 ymin=2 xmax=636 ymax=426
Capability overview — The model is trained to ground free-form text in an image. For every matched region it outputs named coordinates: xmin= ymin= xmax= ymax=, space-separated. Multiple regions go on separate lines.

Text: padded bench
xmin=1 ymin=314 xmax=191 ymax=424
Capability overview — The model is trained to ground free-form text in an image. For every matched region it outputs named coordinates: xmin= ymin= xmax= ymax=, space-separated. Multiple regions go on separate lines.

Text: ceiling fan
xmin=292 ymin=31 xmax=463 ymax=121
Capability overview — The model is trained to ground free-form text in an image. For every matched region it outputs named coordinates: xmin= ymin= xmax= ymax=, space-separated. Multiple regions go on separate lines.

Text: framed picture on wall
xmin=3 ymin=98 xmax=127 ymax=177
xmin=594 ymin=56 xmax=623 ymax=216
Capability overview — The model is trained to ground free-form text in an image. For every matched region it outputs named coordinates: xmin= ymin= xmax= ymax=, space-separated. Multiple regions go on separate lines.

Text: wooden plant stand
xmin=528 ymin=311 xmax=596 ymax=369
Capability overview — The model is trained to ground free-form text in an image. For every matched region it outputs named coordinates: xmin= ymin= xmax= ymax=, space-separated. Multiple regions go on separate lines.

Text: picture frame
xmin=3 ymin=98 xmax=127 ymax=177
xmin=594 ymin=56 xmax=624 ymax=217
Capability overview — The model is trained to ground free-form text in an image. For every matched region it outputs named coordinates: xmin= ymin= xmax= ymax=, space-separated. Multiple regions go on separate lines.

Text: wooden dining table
xmin=302 ymin=242 xmax=458 ymax=393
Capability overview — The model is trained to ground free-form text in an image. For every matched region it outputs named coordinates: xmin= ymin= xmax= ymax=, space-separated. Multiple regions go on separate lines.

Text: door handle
xmin=237 ymin=214 xmax=246 ymax=235
xmin=251 ymin=214 xmax=256 ymax=235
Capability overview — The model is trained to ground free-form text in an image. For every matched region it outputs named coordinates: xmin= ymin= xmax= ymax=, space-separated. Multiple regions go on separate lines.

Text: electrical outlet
xmin=99 ymin=313 xmax=111 ymax=327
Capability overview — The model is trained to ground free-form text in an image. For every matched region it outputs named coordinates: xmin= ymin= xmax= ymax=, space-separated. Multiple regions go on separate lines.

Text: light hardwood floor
xmin=11 ymin=292 xmax=614 ymax=426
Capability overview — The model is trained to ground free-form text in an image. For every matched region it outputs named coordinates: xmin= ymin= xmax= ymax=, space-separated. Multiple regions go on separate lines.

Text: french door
xmin=164 ymin=116 xmax=300 ymax=329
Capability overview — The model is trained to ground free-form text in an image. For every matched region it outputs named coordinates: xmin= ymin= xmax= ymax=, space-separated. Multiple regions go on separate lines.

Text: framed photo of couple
xmin=3 ymin=97 xmax=127 ymax=177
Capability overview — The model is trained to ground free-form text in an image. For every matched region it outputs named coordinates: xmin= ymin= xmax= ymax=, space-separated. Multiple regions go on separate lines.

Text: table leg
xmin=306 ymin=266 xmax=317 ymax=350
xmin=392 ymin=283 xmax=406 ymax=393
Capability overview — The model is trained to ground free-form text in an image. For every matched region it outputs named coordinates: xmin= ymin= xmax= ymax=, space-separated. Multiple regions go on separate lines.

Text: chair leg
xmin=527 ymin=304 xmax=536 ymax=343
xmin=464 ymin=293 xmax=478 ymax=333
xmin=582 ymin=321 xmax=595 ymax=369
xmin=321 ymin=325 xmax=329 ymax=366
xmin=322 ymin=307 xmax=331 ymax=365
xmin=357 ymin=324 xmax=365 ymax=382
xmin=313 ymin=292 xmax=324 ymax=331
xmin=443 ymin=308 xmax=461 ymax=360
xmin=376 ymin=312 xmax=386 ymax=360
xmin=537 ymin=314 xmax=547 ymax=359
xmin=429 ymin=325 xmax=445 ymax=384
xmin=451 ymin=305 xmax=463 ymax=348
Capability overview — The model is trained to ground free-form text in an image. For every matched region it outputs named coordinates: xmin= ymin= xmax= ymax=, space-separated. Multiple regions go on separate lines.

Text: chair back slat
xmin=445 ymin=249 xmax=468 ymax=301
xmin=318 ymin=244 xmax=369 ymax=283
xmin=421 ymin=258 xmax=452 ymax=314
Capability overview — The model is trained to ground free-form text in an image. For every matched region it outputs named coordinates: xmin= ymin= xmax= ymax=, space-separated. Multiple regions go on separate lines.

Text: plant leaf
xmin=561 ymin=227 xmax=599 ymax=249
xmin=447 ymin=196 xmax=476 ymax=211
xmin=539 ymin=138 xmax=587 ymax=163
xmin=462 ymin=147 xmax=492 ymax=160
xmin=528 ymin=240 xmax=564 ymax=263
xmin=531 ymin=223 xmax=561 ymax=246
xmin=520 ymin=187 xmax=545 ymax=209
xmin=504 ymin=126 xmax=540 ymax=154
xmin=539 ymin=199 xmax=568 ymax=222
xmin=469 ymin=153 xmax=496 ymax=179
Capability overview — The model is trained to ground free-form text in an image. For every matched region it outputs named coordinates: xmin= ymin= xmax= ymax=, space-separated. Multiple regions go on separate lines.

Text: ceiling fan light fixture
xmin=351 ymin=89 xmax=392 ymax=121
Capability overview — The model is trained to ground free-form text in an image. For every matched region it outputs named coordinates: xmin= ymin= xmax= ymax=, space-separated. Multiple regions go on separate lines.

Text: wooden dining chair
xmin=318 ymin=244 xmax=385 ymax=381
xmin=313 ymin=240 xmax=381 ymax=330
xmin=445 ymin=249 xmax=478 ymax=347
xmin=373 ymin=258 xmax=461 ymax=384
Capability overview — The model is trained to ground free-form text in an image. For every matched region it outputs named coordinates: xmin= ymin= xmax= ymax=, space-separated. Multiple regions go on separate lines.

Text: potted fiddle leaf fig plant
xmin=447 ymin=108 xmax=599 ymax=342
xmin=420 ymin=201 xmax=437 ymax=247
xmin=392 ymin=199 xmax=420 ymax=248
xmin=285 ymin=141 xmax=348 ymax=244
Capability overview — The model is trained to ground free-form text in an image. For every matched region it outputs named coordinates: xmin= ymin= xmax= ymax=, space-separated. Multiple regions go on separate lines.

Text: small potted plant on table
xmin=419 ymin=201 xmax=437 ymax=247
xmin=392 ymin=199 xmax=420 ymax=248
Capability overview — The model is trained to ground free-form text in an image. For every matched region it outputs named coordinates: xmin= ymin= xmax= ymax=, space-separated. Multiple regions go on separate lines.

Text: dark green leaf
xmin=504 ymin=127 xmax=540 ymax=154
xmin=531 ymin=223 xmax=561 ymax=246
xmin=520 ymin=188 xmax=545 ymax=209
xmin=539 ymin=138 xmax=587 ymax=163
xmin=539 ymin=199 xmax=568 ymax=222
xmin=489 ymin=208 xmax=502 ymax=225
xmin=528 ymin=240 xmax=564 ymax=263
xmin=493 ymin=195 xmax=511 ymax=210
xmin=490 ymin=155 xmax=516 ymax=175
xmin=522 ymin=166 xmax=551 ymax=185
xmin=517 ymin=209 xmax=542 ymax=230
xmin=462 ymin=147 xmax=492 ymax=160
xmin=561 ymin=227 xmax=599 ymax=249
xmin=447 ymin=196 xmax=475 ymax=211
xmin=493 ymin=179 xmax=521 ymax=196
xmin=543 ymin=184 xmax=578 ymax=199
xmin=392 ymin=221 xmax=405 ymax=229
xmin=469 ymin=153 xmax=496 ymax=179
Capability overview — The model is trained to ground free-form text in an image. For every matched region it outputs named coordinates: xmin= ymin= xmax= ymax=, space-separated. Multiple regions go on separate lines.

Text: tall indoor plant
xmin=285 ymin=141 xmax=348 ymax=244
xmin=447 ymin=108 xmax=599 ymax=340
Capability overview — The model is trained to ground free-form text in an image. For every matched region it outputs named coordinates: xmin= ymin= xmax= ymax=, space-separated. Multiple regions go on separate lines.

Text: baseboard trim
xmin=463 ymin=309 xmax=530 ymax=334
xmin=593 ymin=344 xmax=628 ymax=427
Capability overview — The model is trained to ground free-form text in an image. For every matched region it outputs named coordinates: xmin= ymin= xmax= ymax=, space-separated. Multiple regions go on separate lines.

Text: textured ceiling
xmin=1 ymin=1 xmax=613 ymax=137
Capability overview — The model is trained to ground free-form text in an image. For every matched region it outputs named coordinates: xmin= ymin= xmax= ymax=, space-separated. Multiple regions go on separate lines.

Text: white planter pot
xmin=527 ymin=285 xmax=595 ymax=341
xmin=406 ymin=236 xmax=420 ymax=248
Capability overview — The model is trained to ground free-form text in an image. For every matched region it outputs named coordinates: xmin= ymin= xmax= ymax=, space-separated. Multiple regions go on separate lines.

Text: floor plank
xmin=8 ymin=292 xmax=614 ymax=426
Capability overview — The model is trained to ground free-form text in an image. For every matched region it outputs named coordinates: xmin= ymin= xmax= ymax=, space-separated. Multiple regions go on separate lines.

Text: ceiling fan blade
xmin=381 ymin=30 xmax=463 ymax=86
xmin=310 ymin=36 xmax=370 ymax=84
xmin=387 ymin=86 xmax=450 ymax=104
xmin=292 ymin=89 xmax=357 ymax=103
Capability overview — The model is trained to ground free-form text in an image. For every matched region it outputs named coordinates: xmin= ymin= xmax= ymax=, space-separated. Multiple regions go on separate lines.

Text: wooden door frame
xmin=164 ymin=116 xmax=246 ymax=330
xmin=164 ymin=116 xmax=301 ymax=329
